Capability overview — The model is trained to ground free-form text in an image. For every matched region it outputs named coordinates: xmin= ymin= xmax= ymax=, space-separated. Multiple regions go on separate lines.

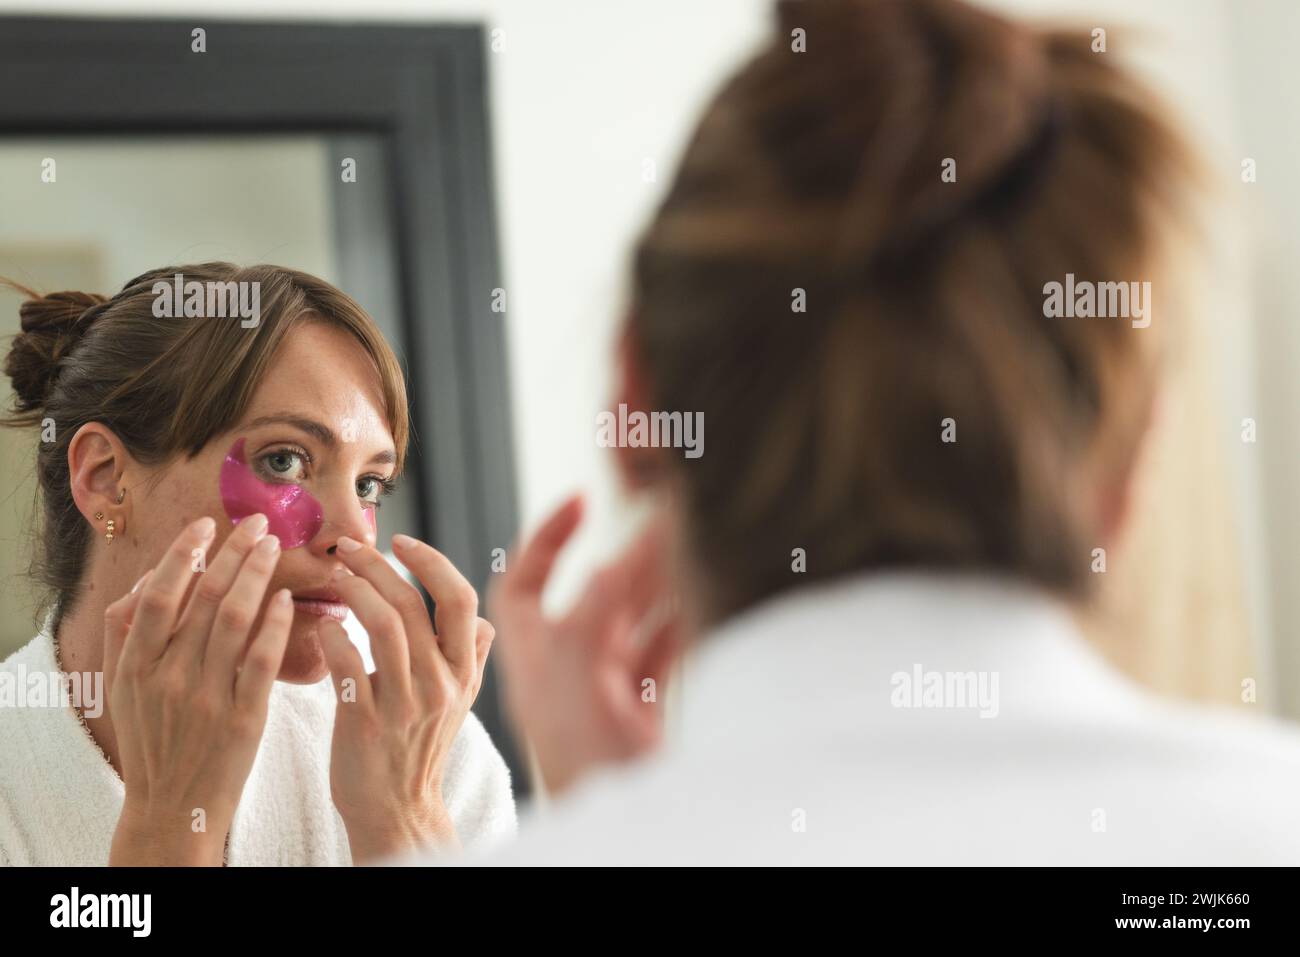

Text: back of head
xmin=630 ymin=0 xmax=1197 ymax=622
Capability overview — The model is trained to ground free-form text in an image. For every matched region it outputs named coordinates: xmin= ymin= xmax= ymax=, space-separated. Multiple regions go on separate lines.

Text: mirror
xmin=0 ymin=133 xmax=415 ymax=658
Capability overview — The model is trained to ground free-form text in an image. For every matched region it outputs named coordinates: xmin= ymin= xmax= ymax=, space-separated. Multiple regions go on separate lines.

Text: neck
xmin=52 ymin=564 xmax=131 ymax=778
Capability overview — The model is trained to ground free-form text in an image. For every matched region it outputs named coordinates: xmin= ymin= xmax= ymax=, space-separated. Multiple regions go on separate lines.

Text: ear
xmin=611 ymin=320 xmax=668 ymax=492
xmin=67 ymin=423 xmax=134 ymax=541
xmin=1096 ymin=387 xmax=1162 ymax=548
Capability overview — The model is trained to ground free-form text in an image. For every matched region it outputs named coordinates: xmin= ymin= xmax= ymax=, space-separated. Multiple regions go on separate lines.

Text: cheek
xmin=218 ymin=438 xmax=324 ymax=549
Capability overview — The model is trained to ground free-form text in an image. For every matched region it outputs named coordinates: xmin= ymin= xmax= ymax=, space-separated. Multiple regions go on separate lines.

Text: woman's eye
xmin=259 ymin=451 xmax=307 ymax=481
xmin=357 ymin=477 xmax=381 ymax=503
xmin=357 ymin=476 xmax=396 ymax=506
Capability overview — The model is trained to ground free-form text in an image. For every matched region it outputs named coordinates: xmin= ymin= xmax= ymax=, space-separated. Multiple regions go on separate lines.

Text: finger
xmin=174 ymin=513 xmax=270 ymax=656
xmin=606 ymin=521 xmax=671 ymax=626
xmin=570 ymin=522 xmax=671 ymax=650
xmin=104 ymin=570 xmax=150 ymax=690
xmin=316 ymin=617 xmax=376 ymax=712
xmin=332 ymin=538 xmax=437 ymax=677
xmin=329 ymin=567 xmax=413 ymax=707
xmin=498 ymin=494 xmax=584 ymax=600
xmin=470 ymin=617 xmax=495 ymax=701
xmin=124 ymin=517 xmax=217 ymax=666
xmin=635 ymin=611 xmax=683 ymax=695
xmin=203 ymin=533 xmax=282 ymax=686
xmin=389 ymin=534 xmax=479 ymax=677
xmin=604 ymin=614 xmax=680 ymax=754
xmin=233 ymin=586 xmax=293 ymax=709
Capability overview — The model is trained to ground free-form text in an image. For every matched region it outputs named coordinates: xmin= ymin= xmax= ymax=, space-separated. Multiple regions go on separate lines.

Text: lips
xmin=292 ymin=599 xmax=348 ymax=620
xmin=291 ymin=590 xmax=348 ymax=620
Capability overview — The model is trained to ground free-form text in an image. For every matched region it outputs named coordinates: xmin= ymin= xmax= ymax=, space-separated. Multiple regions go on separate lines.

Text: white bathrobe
xmin=0 ymin=626 xmax=517 ymax=866
xmin=467 ymin=571 xmax=1300 ymax=866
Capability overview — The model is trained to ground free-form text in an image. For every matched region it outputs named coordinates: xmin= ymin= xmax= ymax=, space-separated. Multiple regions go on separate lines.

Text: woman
xmin=478 ymin=0 xmax=1300 ymax=864
xmin=0 ymin=263 xmax=516 ymax=865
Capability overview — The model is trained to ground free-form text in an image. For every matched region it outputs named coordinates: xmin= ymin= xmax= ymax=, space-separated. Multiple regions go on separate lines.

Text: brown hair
xmin=629 ymin=0 xmax=1197 ymax=622
xmin=2 ymin=262 xmax=408 ymax=626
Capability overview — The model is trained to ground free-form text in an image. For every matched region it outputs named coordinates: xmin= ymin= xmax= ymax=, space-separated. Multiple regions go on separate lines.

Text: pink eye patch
xmin=219 ymin=438 xmax=324 ymax=549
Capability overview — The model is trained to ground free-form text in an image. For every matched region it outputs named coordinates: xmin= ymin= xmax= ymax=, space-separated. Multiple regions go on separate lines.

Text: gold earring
xmin=105 ymin=519 xmax=115 ymax=544
xmin=93 ymin=511 xmax=103 ymax=521
xmin=116 ymin=488 xmax=126 ymax=504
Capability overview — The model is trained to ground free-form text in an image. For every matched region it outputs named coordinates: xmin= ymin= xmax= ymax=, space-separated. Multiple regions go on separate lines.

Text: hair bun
xmin=4 ymin=286 xmax=108 ymax=414
xmin=764 ymin=0 xmax=1053 ymax=274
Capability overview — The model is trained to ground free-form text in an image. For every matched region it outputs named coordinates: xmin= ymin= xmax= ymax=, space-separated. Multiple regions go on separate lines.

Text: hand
xmin=315 ymin=534 xmax=494 ymax=864
xmin=104 ymin=514 xmax=293 ymax=866
xmin=490 ymin=495 xmax=682 ymax=797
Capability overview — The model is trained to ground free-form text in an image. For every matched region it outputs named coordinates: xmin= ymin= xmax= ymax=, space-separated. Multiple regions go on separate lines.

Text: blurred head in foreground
xmin=617 ymin=0 xmax=1197 ymax=626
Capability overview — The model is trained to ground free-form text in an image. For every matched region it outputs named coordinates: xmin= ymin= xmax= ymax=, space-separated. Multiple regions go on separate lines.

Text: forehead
xmin=244 ymin=321 xmax=390 ymax=438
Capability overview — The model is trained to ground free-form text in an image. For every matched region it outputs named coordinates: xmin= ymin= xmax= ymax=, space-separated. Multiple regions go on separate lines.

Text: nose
xmin=310 ymin=490 xmax=378 ymax=558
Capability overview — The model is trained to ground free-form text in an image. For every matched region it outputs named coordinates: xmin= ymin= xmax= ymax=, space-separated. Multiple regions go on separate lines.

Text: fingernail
xmin=131 ymin=570 xmax=152 ymax=594
xmin=257 ymin=534 xmax=281 ymax=554
xmin=331 ymin=566 xmax=349 ymax=581
xmin=274 ymin=588 xmax=292 ymax=607
xmin=336 ymin=536 xmax=363 ymax=553
xmin=392 ymin=533 xmax=418 ymax=550
xmin=244 ymin=513 xmax=269 ymax=536
xmin=194 ymin=516 xmax=216 ymax=540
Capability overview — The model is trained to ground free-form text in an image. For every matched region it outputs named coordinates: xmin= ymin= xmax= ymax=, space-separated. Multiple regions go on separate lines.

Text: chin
xmin=274 ymin=618 xmax=332 ymax=684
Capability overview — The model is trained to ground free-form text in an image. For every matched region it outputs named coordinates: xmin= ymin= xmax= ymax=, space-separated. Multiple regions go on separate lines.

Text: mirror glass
xmin=0 ymin=133 xmax=414 ymax=660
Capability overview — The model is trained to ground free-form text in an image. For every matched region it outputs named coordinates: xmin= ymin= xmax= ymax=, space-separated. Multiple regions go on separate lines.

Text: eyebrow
xmin=244 ymin=414 xmax=397 ymax=467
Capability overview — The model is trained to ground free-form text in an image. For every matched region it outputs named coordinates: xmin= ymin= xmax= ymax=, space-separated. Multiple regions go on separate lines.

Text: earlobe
xmin=67 ymin=423 xmax=133 ymax=541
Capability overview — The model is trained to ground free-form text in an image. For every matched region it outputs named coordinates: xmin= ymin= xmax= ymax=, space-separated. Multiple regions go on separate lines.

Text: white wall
xmin=1221 ymin=0 xmax=1300 ymax=713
